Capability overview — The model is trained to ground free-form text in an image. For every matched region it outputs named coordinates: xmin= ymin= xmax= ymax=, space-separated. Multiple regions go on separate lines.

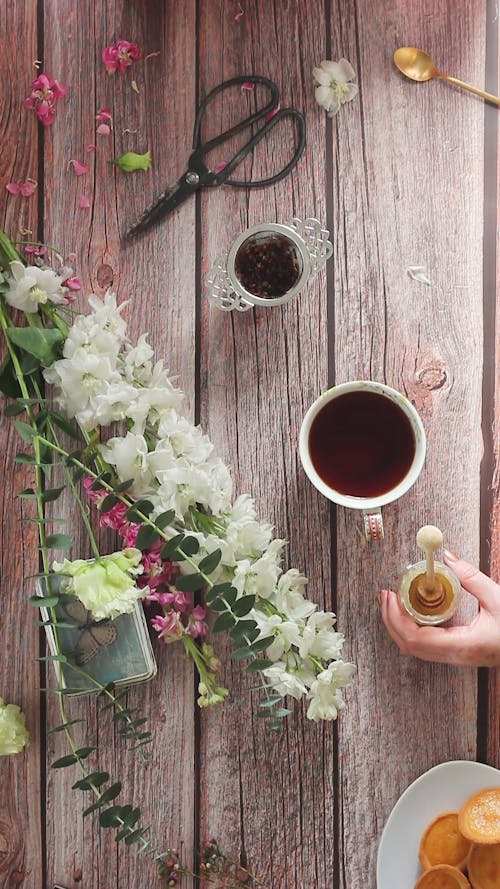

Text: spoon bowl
xmin=394 ymin=47 xmax=438 ymax=82
xmin=393 ymin=46 xmax=500 ymax=106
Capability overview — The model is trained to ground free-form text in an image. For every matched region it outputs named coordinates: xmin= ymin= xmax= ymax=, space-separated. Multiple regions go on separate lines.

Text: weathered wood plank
xmin=42 ymin=2 xmax=197 ymax=886
xmin=198 ymin=3 xmax=336 ymax=887
xmin=331 ymin=1 xmax=486 ymax=886
xmin=0 ymin=2 xmax=43 ymax=887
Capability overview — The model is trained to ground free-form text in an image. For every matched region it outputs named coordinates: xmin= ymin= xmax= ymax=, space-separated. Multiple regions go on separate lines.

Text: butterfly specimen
xmin=62 ymin=599 xmax=117 ymax=666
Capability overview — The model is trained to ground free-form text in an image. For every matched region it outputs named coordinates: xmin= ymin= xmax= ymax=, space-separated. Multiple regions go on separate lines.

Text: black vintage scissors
xmin=124 ymin=75 xmax=306 ymax=240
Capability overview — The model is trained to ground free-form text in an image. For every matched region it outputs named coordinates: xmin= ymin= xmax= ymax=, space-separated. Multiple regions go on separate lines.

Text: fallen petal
xmin=235 ymin=6 xmax=244 ymax=21
xmin=78 ymin=194 xmax=91 ymax=208
xmin=86 ymin=144 xmax=97 ymax=152
xmin=70 ymin=159 xmax=90 ymax=176
xmin=407 ymin=265 xmax=431 ymax=286
xmin=97 ymin=123 xmax=111 ymax=136
xmin=131 ymin=79 xmax=140 ymax=94
xmin=6 ymin=182 xmax=21 ymax=195
xmin=20 ymin=180 xmax=37 ymax=196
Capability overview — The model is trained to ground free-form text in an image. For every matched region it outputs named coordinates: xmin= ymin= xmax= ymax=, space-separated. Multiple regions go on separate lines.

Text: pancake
xmin=458 ymin=788 xmax=500 ymax=845
xmin=419 ymin=812 xmax=470 ymax=871
xmin=414 ymin=865 xmax=471 ymax=889
xmin=467 ymin=843 xmax=500 ymax=889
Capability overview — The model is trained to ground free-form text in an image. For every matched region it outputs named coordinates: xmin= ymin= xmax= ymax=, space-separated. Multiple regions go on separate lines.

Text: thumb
xmin=443 ymin=550 xmax=500 ymax=610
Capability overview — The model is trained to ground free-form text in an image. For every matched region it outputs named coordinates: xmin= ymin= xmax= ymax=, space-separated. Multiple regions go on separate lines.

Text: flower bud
xmin=111 ymin=150 xmax=151 ymax=173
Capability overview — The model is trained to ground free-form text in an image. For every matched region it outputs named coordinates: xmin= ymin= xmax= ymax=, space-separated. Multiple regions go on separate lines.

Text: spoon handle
xmin=441 ymin=73 xmax=500 ymax=107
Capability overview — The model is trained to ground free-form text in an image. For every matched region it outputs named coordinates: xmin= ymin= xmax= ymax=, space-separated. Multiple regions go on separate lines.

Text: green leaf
xmin=19 ymin=487 xmax=36 ymax=499
xmin=48 ymin=411 xmax=81 ymax=440
xmin=72 ymin=771 xmax=110 ymax=790
xmin=19 ymin=352 xmax=40 ymax=375
xmin=29 ymin=595 xmax=59 ymax=607
xmin=4 ymin=402 xmax=26 ymax=416
xmin=206 ymin=585 xmax=238 ymax=607
xmin=14 ymin=452 xmax=36 ymax=465
xmin=111 ymin=150 xmax=152 ymax=172
xmin=198 ymin=549 xmax=222 ymax=575
xmin=8 ymin=326 xmax=64 ymax=364
xmin=175 ymin=536 xmax=199 ymax=558
xmin=52 ymin=754 xmax=79 ymax=768
xmin=258 ymin=697 xmax=282 ymax=709
xmin=125 ymin=499 xmax=154 ymax=521
xmin=231 ymin=646 xmax=253 ymax=660
xmin=74 ymin=746 xmax=96 ymax=759
xmin=246 ymin=658 xmax=274 ymax=672
xmin=273 ymin=708 xmax=292 ymax=718
xmin=207 ymin=597 xmax=226 ymax=612
xmin=175 ymin=572 xmax=205 ymax=592
xmin=83 ymin=800 xmax=105 ymax=817
xmin=124 ymin=827 xmax=148 ymax=846
xmin=160 ymin=534 xmax=184 ymax=559
xmin=212 ymin=611 xmax=237 ymax=632
xmin=135 ymin=525 xmax=160 ymax=551
xmin=41 ymin=486 xmax=65 ymax=503
xmin=155 ymin=509 xmax=175 ymax=529
xmin=248 ymin=635 xmax=274 ymax=653
xmin=98 ymin=782 xmax=122 ymax=804
xmin=101 ymin=493 xmax=120 ymax=512
xmin=99 ymin=806 xmax=126 ymax=828
xmin=48 ymin=718 xmax=85 ymax=734
xmin=14 ymin=420 xmax=36 ymax=443
xmin=232 ymin=595 xmax=255 ymax=617
xmin=45 ymin=533 xmax=72 ymax=549
xmin=0 ymin=355 xmax=22 ymax=397
xmin=229 ymin=619 xmax=258 ymax=641
xmin=115 ymin=478 xmax=135 ymax=492
xmin=38 ymin=654 xmax=68 ymax=663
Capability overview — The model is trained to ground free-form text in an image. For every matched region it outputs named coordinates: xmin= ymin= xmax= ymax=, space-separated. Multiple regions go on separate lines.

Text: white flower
xmin=262 ymin=662 xmax=312 ymax=700
xmin=298 ymin=611 xmax=346 ymax=661
xmin=100 ymin=433 xmax=155 ymax=496
xmin=275 ymin=569 xmax=316 ymax=621
xmin=87 ymin=291 xmax=128 ymax=343
xmin=251 ymin=611 xmax=303 ymax=662
xmin=5 ymin=261 xmax=69 ymax=313
xmin=53 ymin=548 xmax=146 ymax=621
xmin=306 ymin=661 xmax=356 ymax=722
xmin=0 ymin=697 xmax=29 ymax=755
xmin=313 ymin=58 xmax=358 ymax=116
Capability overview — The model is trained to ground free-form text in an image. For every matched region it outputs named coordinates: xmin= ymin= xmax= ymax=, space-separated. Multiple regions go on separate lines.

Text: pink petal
xmin=6 ymin=182 xmax=21 ymax=195
xmin=241 ymin=81 xmax=255 ymax=91
xmin=213 ymin=161 xmax=228 ymax=174
xmin=67 ymin=252 xmax=77 ymax=261
xmin=96 ymin=107 xmax=112 ymax=122
xmin=235 ymin=7 xmax=245 ymax=20
xmin=86 ymin=144 xmax=97 ymax=152
xmin=265 ymin=103 xmax=280 ymax=122
xmin=62 ymin=276 xmax=82 ymax=291
xmin=144 ymin=51 xmax=161 ymax=61
xmin=70 ymin=159 xmax=90 ymax=176
xmin=78 ymin=194 xmax=91 ymax=209
xmin=20 ymin=179 xmax=37 ymax=196
xmin=97 ymin=123 xmax=111 ymax=136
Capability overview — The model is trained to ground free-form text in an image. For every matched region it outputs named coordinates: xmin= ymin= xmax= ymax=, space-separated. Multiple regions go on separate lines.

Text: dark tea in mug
xmin=308 ymin=390 xmax=416 ymax=498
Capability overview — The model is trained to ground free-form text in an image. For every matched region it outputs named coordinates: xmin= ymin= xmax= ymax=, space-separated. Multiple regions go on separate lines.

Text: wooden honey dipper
xmin=414 ymin=525 xmax=445 ymax=607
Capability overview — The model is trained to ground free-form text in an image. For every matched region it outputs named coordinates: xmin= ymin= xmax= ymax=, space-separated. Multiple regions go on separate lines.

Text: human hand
xmin=379 ymin=551 xmax=500 ymax=667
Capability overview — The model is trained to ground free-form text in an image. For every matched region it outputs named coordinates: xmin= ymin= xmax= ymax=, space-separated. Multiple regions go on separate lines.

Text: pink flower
xmin=99 ymin=501 xmax=129 ymax=532
xmin=25 ymin=73 xmax=67 ymax=126
xmin=121 ymin=522 xmax=140 ymax=548
xmin=70 ymin=159 xmax=90 ymax=176
xmin=78 ymin=194 xmax=91 ymax=209
xmin=83 ymin=477 xmax=106 ymax=504
xmin=186 ymin=605 xmax=208 ymax=640
xmin=102 ymin=40 xmax=142 ymax=74
xmin=151 ymin=611 xmax=183 ymax=642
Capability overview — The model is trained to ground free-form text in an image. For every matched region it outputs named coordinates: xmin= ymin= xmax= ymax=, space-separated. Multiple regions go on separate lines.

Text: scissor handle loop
xmin=222 ymin=108 xmax=306 ymax=187
xmin=192 ymin=75 xmax=280 ymax=153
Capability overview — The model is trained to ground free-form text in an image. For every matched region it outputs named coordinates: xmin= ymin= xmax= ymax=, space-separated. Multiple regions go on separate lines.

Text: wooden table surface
xmin=1 ymin=1 xmax=499 ymax=887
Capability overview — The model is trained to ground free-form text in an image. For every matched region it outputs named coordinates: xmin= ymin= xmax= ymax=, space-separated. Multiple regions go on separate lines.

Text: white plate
xmin=377 ymin=760 xmax=500 ymax=889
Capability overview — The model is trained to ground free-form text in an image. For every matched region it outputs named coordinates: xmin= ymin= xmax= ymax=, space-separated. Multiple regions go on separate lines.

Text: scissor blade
xmin=124 ymin=177 xmax=187 ymax=240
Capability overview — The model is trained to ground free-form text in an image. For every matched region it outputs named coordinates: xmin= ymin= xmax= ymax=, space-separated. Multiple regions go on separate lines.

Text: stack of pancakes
xmin=414 ymin=787 xmax=500 ymax=889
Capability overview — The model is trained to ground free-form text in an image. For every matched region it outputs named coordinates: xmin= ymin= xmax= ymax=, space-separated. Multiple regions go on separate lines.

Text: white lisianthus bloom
xmin=298 ymin=612 xmax=346 ymax=661
xmin=0 ymin=697 xmax=29 ymax=756
xmin=313 ymin=58 xmax=359 ymax=117
xmin=53 ymin=548 xmax=146 ymax=621
xmin=275 ymin=569 xmax=316 ymax=621
xmin=262 ymin=662 xmax=314 ymax=700
xmin=5 ymin=261 xmax=69 ymax=313
xmin=100 ymin=433 xmax=155 ymax=496
xmin=251 ymin=611 xmax=303 ymax=662
xmin=306 ymin=661 xmax=356 ymax=722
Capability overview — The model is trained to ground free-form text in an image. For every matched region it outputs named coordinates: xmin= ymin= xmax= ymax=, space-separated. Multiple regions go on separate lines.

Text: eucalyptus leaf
xmin=83 ymin=800 xmax=104 ymax=817
xmin=198 ymin=549 xmax=222 ymax=574
xmin=212 ymin=611 xmax=237 ymax=632
xmin=45 ymin=533 xmax=72 ymax=549
xmin=154 ymin=509 xmax=175 ymax=529
xmin=73 ymin=771 xmax=110 ymax=790
xmin=175 ymin=572 xmax=205 ymax=593
xmin=248 ymin=635 xmax=274 ymax=653
xmin=232 ymin=595 xmax=255 ymax=617
xmin=48 ymin=718 xmax=85 ymax=734
xmin=160 ymin=534 xmax=184 ymax=560
xmin=98 ymin=782 xmax=122 ymax=804
xmin=245 ymin=658 xmax=274 ymax=672
xmin=52 ymin=754 xmax=79 ymax=768
xmin=14 ymin=420 xmax=36 ymax=443
xmin=125 ymin=499 xmax=154 ymax=521
xmin=175 ymin=536 xmax=199 ymax=558
xmin=99 ymin=805 xmax=127 ymax=828
xmin=135 ymin=525 xmax=161 ymax=550
xmin=101 ymin=493 xmax=120 ymax=513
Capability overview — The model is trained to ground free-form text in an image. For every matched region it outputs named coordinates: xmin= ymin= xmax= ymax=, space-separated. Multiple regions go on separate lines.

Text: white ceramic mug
xmin=299 ymin=381 xmax=426 ymax=541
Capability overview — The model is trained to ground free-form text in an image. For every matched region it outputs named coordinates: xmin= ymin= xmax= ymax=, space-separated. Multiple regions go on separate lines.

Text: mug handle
xmin=363 ymin=511 xmax=384 ymax=542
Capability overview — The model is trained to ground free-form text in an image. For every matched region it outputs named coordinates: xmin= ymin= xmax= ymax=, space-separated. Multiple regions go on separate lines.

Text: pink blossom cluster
xmin=24 ymin=73 xmax=67 ymax=126
xmin=84 ymin=479 xmax=208 ymax=643
xmin=102 ymin=40 xmax=142 ymax=74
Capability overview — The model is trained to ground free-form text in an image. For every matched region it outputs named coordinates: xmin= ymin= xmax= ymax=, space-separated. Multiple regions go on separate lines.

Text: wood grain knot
xmin=96 ymin=264 xmax=114 ymax=289
xmin=416 ymin=364 xmax=447 ymax=391
xmin=11 ymin=870 xmax=24 ymax=884
xmin=73 ymin=867 xmax=83 ymax=881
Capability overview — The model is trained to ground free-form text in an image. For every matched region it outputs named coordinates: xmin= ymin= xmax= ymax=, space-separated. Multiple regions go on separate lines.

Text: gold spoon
xmin=394 ymin=47 xmax=500 ymax=107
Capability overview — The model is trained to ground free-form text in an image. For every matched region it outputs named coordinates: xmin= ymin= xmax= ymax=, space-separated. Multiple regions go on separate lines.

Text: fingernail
xmin=444 ymin=549 xmax=460 ymax=562
xmin=377 ymin=591 xmax=383 ymax=606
